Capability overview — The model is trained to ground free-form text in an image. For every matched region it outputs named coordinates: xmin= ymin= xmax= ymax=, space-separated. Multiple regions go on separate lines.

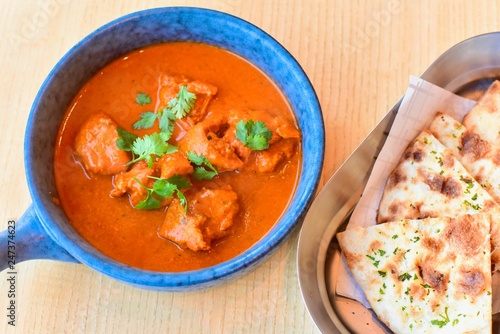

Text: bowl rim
xmin=25 ymin=6 xmax=325 ymax=290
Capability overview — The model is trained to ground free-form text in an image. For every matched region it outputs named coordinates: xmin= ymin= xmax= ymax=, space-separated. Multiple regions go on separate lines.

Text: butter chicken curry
xmin=54 ymin=42 xmax=301 ymax=271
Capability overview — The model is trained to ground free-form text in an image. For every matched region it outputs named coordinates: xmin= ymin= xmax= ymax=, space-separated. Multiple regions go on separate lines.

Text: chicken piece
xmin=158 ymin=186 xmax=239 ymax=252
xmin=74 ymin=112 xmax=130 ymax=175
xmin=179 ymin=113 xmax=245 ymax=172
xmin=227 ymin=109 xmax=301 ymax=143
xmin=272 ymin=116 xmax=301 ymax=139
xmin=190 ymin=186 xmax=239 ymax=233
xmin=158 ymin=74 xmax=217 ymax=125
xmin=157 ymin=151 xmax=194 ymax=179
xmin=227 ymin=110 xmax=300 ymax=172
xmin=158 ymin=199 xmax=209 ymax=251
xmin=254 ymin=138 xmax=298 ymax=173
xmin=110 ymin=161 xmax=155 ymax=206
xmin=185 ymin=80 xmax=218 ymax=124
xmin=179 ymin=109 xmax=301 ymax=173
xmin=221 ymin=127 xmax=252 ymax=163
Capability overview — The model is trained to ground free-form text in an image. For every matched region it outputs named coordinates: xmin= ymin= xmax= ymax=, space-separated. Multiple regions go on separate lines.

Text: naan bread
xmin=463 ymin=80 xmax=500 ymax=147
xmin=429 ymin=112 xmax=500 ymax=268
xmin=377 ymin=130 xmax=498 ymax=223
xmin=338 ymin=214 xmax=492 ymax=333
xmin=377 ymin=129 xmax=500 ymax=270
xmin=429 ymin=112 xmax=500 ymax=205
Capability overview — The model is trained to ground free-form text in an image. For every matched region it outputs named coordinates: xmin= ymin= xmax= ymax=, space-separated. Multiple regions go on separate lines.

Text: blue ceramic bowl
xmin=5 ymin=7 xmax=324 ymax=290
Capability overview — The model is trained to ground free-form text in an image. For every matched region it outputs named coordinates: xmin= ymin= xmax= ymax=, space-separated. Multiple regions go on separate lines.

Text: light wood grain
xmin=1 ymin=1 xmax=499 ymax=333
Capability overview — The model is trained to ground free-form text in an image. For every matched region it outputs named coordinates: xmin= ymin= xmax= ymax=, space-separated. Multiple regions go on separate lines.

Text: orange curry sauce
xmin=54 ymin=42 xmax=301 ymax=272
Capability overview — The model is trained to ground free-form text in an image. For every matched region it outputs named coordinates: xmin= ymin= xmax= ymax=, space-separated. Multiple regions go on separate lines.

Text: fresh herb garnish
xmin=135 ymin=92 xmax=152 ymax=105
xmin=398 ymin=272 xmax=412 ymax=282
xmin=158 ymin=108 xmax=177 ymax=139
xmin=460 ymin=175 xmax=474 ymax=186
xmin=431 ymin=307 xmax=451 ymax=328
xmin=187 ymin=152 xmax=218 ymax=180
xmin=116 ymin=127 xmax=138 ymax=151
xmin=463 ymin=200 xmax=481 ymax=211
xmin=127 ymin=132 xmax=178 ymax=168
xmin=130 ymin=86 xmax=196 ymax=152
xmin=133 ymin=111 xmax=158 ymax=130
xmin=132 ymin=108 xmax=177 ymax=140
xmin=168 ymin=85 xmax=196 ymax=119
xmin=366 ymin=254 xmax=380 ymax=267
xmin=236 ymin=119 xmax=272 ymax=150
xmin=134 ymin=175 xmax=191 ymax=210
xmin=116 ymin=86 xmax=203 ymax=211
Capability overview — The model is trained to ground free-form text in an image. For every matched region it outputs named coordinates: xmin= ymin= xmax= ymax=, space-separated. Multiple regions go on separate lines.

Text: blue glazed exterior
xmin=23 ymin=7 xmax=324 ymax=290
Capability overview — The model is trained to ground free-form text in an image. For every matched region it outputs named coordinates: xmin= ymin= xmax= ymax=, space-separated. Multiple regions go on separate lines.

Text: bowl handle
xmin=1 ymin=204 xmax=79 ymax=271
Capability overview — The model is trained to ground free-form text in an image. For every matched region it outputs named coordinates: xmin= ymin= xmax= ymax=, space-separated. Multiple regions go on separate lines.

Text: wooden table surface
xmin=1 ymin=1 xmax=499 ymax=333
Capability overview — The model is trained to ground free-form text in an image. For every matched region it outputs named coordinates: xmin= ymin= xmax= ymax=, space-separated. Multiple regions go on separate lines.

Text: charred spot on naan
xmin=386 ymin=168 xmax=407 ymax=189
xmin=417 ymin=168 xmax=463 ymax=199
xmin=493 ymin=150 xmax=500 ymax=166
xmin=342 ymin=249 xmax=364 ymax=270
xmin=441 ymin=151 xmax=455 ymax=168
xmin=369 ymin=240 xmax=383 ymax=253
xmin=441 ymin=178 xmax=462 ymax=198
xmin=417 ymin=168 xmax=444 ymax=192
xmin=336 ymin=228 xmax=365 ymax=269
xmin=386 ymin=201 xmax=421 ymax=221
xmin=421 ymin=236 xmax=444 ymax=253
xmin=403 ymin=147 xmax=424 ymax=162
xmin=417 ymin=259 xmax=449 ymax=295
xmin=444 ymin=214 xmax=486 ymax=256
xmin=461 ymin=131 xmax=491 ymax=160
xmin=485 ymin=200 xmax=498 ymax=211
xmin=457 ymin=267 xmax=487 ymax=298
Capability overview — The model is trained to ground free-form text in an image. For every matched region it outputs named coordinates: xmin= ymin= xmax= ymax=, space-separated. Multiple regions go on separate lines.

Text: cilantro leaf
xmin=135 ymin=192 xmax=162 ymax=210
xmin=135 ymin=92 xmax=152 ymax=105
xmin=165 ymin=174 xmax=192 ymax=189
xmin=187 ymin=152 xmax=218 ymax=180
xmin=168 ymin=85 xmax=196 ymax=119
xmin=431 ymin=307 xmax=451 ymax=328
xmin=398 ymin=272 xmax=412 ymax=282
xmin=177 ymin=190 xmax=188 ymax=209
xmin=235 ymin=120 xmax=248 ymax=144
xmin=132 ymin=107 xmax=177 ymax=139
xmin=116 ymin=127 xmax=138 ymax=151
xmin=187 ymin=151 xmax=207 ymax=165
xmin=165 ymin=144 xmax=179 ymax=155
xmin=128 ymin=133 xmax=177 ymax=168
xmin=192 ymin=167 xmax=216 ymax=180
xmin=158 ymin=108 xmax=177 ymax=139
xmin=235 ymin=119 xmax=272 ymax=150
xmin=134 ymin=175 xmax=191 ymax=210
xmin=132 ymin=177 xmax=162 ymax=210
xmin=133 ymin=133 xmax=168 ymax=161
xmin=151 ymin=179 xmax=177 ymax=199
xmin=133 ymin=111 xmax=158 ymax=130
